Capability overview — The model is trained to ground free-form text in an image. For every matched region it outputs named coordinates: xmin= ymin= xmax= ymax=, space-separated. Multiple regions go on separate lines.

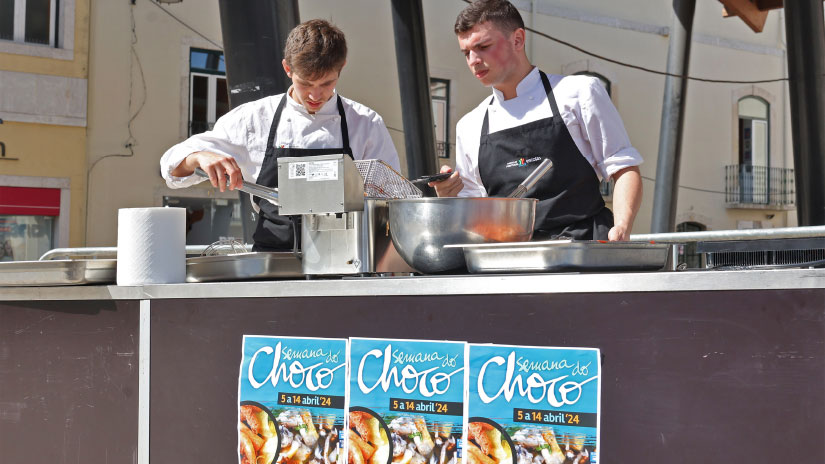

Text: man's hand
xmin=607 ymin=166 xmax=642 ymax=241
xmin=429 ymin=165 xmax=463 ymax=197
xmin=607 ymin=223 xmax=630 ymax=241
xmin=170 ymin=151 xmax=243 ymax=192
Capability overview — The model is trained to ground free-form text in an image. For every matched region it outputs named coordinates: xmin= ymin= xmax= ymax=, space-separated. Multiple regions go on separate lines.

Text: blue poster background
xmin=468 ymin=344 xmax=600 ymax=463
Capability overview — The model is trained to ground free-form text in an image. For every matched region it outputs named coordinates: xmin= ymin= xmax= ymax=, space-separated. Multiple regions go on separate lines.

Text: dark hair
xmin=284 ymin=19 xmax=348 ymax=79
xmin=454 ymin=0 xmax=525 ymax=35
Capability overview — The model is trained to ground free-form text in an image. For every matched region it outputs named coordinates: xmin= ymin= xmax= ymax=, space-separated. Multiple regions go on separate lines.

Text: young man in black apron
xmin=432 ymin=0 xmax=643 ymax=241
xmin=161 ymin=19 xmax=400 ymax=250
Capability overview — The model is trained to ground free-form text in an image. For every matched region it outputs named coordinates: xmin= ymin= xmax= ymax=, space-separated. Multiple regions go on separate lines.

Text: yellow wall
xmin=0 ymin=0 xmax=90 ymax=246
xmin=0 ymin=0 xmax=90 ymax=78
xmin=0 ymin=121 xmax=87 ymax=246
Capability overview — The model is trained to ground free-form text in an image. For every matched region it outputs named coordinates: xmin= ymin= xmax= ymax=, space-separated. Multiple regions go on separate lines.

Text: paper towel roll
xmin=117 ymin=207 xmax=186 ymax=285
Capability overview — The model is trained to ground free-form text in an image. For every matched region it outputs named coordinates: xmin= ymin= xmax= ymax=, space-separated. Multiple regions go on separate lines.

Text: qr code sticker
xmin=289 ymin=162 xmax=307 ymax=179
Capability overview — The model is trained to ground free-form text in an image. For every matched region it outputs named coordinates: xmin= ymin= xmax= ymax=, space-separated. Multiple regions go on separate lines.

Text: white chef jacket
xmin=160 ymin=88 xmax=400 ymax=189
xmin=455 ymin=67 xmax=642 ymax=197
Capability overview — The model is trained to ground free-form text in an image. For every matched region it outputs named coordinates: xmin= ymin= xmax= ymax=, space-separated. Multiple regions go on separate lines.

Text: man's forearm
xmin=169 ymin=153 xmax=197 ymax=178
xmin=610 ymin=166 xmax=642 ymax=234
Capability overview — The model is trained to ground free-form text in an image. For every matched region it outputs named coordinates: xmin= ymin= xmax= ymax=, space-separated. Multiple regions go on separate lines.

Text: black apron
xmin=251 ymin=94 xmax=353 ymax=251
xmin=478 ymin=71 xmax=613 ymax=240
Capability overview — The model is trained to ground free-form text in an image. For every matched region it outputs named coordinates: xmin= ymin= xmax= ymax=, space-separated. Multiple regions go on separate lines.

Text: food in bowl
xmin=239 ymin=404 xmax=280 ymax=464
xmin=467 ymin=421 xmax=512 ymax=464
xmin=388 ymin=416 xmax=458 ymax=464
xmin=349 ymin=410 xmax=390 ymax=464
xmin=511 ymin=427 xmax=590 ymax=464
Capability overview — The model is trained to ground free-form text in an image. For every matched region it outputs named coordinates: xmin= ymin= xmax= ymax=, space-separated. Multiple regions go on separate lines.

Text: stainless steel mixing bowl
xmin=388 ymin=197 xmax=537 ymax=273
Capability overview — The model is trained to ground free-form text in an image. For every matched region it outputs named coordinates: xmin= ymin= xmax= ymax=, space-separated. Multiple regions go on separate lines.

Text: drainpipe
xmin=650 ymin=0 xmax=696 ymax=233
xmin=783 ymin=0 xmax=825 ymax=225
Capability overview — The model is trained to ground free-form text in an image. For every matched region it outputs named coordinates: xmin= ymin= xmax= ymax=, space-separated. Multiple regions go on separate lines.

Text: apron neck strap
xmin=266 ymin=94 xmax=288 ymax=151
xmin=539 ymin=71 xmax=563 ymax=124
xmin=336 ymin=95 xmax=351 ymax=151
xmin=480 ymin=70 xmax=563 ymax=136
xmin=266 ymin=94 xmax=352 ymax=152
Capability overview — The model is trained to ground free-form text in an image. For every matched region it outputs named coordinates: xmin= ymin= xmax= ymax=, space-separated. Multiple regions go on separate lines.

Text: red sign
xmin=0 ymin=186 xmax=61 ymax=216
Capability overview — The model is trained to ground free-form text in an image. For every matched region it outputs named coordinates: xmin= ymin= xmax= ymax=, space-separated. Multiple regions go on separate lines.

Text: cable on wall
xmin=84 ymin=2 xmax=147 ymax=239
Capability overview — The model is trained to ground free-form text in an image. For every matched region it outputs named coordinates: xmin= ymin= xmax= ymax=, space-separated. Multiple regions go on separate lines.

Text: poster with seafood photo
xmin=238 ymin=335 xmax=349 ymax=464
xmin=468 ymin=345 xmax=600 ymax=464
xmin=348 ymin=338 xmax=467 ymax=464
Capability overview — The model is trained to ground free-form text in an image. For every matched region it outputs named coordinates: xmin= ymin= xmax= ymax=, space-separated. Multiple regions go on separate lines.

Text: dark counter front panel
xmin=150 ymin=290 xmax=825 ymax=464
xmin=0 ymin=300 xmax=140 ymax=463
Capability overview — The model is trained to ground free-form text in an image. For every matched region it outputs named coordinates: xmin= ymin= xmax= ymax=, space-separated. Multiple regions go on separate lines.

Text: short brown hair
xmin=284 ymin=19 xmax=347 ymax=79
xmin=454 ymin=0 xmax=524 ymax=35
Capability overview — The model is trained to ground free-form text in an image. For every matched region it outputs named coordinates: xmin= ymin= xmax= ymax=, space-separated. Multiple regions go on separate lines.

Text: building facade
xmin=0 ymin=0 xmax=89 ymax=260
xmin=80 ymin=0 xmax=797 ymax=248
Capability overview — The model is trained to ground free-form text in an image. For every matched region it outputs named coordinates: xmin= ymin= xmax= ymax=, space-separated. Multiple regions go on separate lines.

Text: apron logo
xmin=505 ymin=156 xmax=543 ymax=168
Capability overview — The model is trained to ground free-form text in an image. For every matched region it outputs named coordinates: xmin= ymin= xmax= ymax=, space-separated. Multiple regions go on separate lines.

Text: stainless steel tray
xmin=0 ymin=259 xmax=117 ymax=286
xmin=448 ymin=240 xmax=669 ymax=273
xmin=186 ymin=252 xmax=303 ymax=282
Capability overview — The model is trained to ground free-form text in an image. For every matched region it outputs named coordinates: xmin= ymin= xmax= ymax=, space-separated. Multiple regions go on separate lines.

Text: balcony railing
xmin=725 ymin=165 xmax=795 ymax=207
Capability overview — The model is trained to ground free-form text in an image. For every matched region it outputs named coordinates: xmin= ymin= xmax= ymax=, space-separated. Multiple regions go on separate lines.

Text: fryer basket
xmin=354 ymin=159 xmax=423 ymax=199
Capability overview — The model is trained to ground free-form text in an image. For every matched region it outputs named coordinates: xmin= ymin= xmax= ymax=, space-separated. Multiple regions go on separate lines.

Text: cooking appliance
xmin=197 ymin=154 xmax=418 ymax=276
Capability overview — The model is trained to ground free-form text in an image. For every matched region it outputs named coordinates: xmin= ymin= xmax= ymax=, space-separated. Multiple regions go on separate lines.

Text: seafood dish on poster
xmin=348 ymin=338 xmax=467 ymax=464
xmin=467 ymin=345 xmax=600 ymax=464
xmin=239 ymin=336 xmax=348 ymax=464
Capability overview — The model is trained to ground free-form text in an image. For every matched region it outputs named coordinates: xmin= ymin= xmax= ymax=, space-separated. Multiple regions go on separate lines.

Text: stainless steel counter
xmin=1 ymin=267 xmax=823 ymax=301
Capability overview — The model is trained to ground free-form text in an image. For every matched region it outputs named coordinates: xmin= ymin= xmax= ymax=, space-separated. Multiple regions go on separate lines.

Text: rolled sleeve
xmin=602 ymin=146 xmax=643 ymax=179
xmin=577 ymin=77 xmax=643 ymax=180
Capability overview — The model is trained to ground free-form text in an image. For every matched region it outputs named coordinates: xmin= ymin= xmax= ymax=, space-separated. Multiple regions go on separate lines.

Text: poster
xmin=348 ymin=338 xmax=467 ymax=464
xmin=238 ymin=335 xmax=349 ymax=464
xmin=467 ymin=345 xmax=600 ymax=464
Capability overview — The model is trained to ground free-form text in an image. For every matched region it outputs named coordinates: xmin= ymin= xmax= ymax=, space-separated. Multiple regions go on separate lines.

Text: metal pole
xmin=217 ymin=0 xmax=300 ymax=242
xmin=390 ymin=0 xmax=438 ymax=179
xmin=651 ymin=0 xmax=696 ymax=233
xmin=784 ymin=0 xmax=825 ymax=226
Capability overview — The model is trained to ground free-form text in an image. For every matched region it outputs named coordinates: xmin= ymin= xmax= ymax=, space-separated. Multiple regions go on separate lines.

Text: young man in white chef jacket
xmin=431 ymin=0 xmax=643 ymax=241
xmin=160 ymin=19 xmax=399 ymax=251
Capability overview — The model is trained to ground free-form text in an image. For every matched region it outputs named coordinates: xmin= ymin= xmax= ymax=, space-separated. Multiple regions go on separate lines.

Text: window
xmin=0 ymin=0 xmax=57 ymax=46
xmin=163 ymin=196 xmax=243 ymax=246
xmin=189 ymin=48 xmax=229 ymax=136
xmin=738 ymin=96 xmax=769 ymax=167
xmin=431 ymin=78 xmax=451 ymax=158
xmin=737 ymin=96 xmax=769 ymax=203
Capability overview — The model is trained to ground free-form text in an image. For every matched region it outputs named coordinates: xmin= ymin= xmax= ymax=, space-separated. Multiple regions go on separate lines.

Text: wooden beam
xmin=719 ymin=0 xmax=769 ymax=32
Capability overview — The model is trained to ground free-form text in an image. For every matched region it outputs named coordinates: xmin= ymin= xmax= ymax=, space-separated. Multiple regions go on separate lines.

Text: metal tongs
xmin=507 ymin=158 xmax=554 ymax=198
xmin=194 ymin=167 xmax=280 ymax=205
